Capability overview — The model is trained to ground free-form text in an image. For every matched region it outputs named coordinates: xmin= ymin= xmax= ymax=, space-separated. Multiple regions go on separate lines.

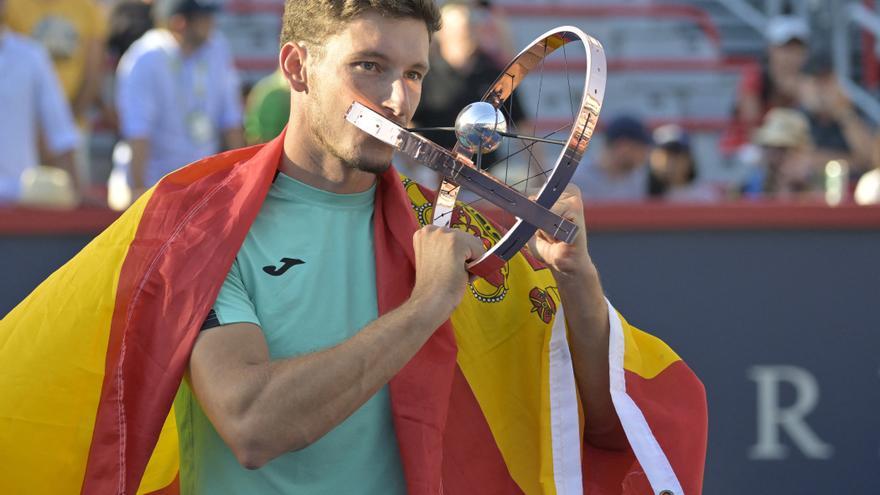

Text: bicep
xmin=187 ymin=322 xmax=269 ymax=435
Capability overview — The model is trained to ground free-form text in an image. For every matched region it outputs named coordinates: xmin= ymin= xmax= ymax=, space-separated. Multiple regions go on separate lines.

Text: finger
xmin=563 ymin=183 xmax=583 ymax=199
xmin=456 ymin=231 xmax=487 ymax=262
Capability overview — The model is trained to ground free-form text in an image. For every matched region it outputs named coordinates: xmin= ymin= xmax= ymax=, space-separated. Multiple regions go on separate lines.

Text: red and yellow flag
xmin=0 ymin=132 xmax=706 ymax=494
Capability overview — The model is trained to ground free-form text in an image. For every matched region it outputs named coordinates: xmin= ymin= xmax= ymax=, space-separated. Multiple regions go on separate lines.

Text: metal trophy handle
xmin=346 ymin=26 xmax=606 ymax=277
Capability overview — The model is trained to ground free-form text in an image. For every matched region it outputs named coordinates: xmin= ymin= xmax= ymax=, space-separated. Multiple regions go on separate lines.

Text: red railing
xmin=3 ymin=202 xmax=878 ymax=235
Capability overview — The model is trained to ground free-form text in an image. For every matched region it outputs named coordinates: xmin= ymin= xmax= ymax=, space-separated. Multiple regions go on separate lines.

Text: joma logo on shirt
xmin=262 ymin=257 xmax=305 ymax=276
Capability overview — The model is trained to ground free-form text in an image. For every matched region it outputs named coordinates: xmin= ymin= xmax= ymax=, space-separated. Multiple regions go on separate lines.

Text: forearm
xmin=554 ymin=262 xmax=626 ymax=450
xmin=223 ymin=297 xmax=447 ymax=466
xmin=73 ymin=40 xmax=104 ymax=119
xmin=128 ymin=138 xmax=150 ymax=190
xmin=839 ymin=113 xmax=874 ymax=171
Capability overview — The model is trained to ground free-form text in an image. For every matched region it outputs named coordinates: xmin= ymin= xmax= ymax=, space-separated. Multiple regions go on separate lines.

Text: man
xmin=116 ymin=0 xmax=243 ymax=193
xmin=573 ymin=114 xmax=653 ymax=202
xmin=0 ymin=1 xmax=706 ymax=493
xmin=0 ymin=0 xmax=80 ymax=202
xmin=180 ymin=0 xmax=683 ymax=492
xmin=186 ymin=0 xmax=617 ymax=488
xmin=411 ymin=0 xmax=524 ymax=164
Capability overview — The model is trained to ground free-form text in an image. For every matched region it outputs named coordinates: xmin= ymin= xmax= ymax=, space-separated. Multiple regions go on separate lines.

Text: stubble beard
xmin=308 ymin=102 xmax=392 ymax=175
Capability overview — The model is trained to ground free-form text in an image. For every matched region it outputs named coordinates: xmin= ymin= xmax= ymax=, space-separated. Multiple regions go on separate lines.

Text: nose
xmin=382 ymin=78 xmax=413 ymax=126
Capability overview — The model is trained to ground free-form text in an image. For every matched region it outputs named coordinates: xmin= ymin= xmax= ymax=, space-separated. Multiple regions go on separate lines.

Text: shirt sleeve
xmin=34 ymin=45 xmax=79 ymax=154
xmin=204 ymin=258 xmax=261 ymax=330
xmin=116 ymin=51 xmax=156 ymax=139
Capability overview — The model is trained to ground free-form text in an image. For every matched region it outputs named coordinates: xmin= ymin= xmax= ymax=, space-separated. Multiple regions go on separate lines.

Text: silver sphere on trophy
xmin=454 ymin=102 xmax=508 ymax=154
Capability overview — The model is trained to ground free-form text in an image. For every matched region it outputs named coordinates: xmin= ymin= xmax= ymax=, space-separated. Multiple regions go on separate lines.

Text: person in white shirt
xmin=115 ymin=0 xmax=243 ymax=195
xmin=0 ymin=0 xmax=80 ymax=202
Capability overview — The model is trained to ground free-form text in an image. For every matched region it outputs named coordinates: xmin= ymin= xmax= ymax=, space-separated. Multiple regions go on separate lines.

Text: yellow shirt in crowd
xmin=7 ymin=0 xmax=107 ymax=101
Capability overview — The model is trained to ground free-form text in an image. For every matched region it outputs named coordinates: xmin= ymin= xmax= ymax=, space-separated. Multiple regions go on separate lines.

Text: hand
xmin=528 ymin=185 xmax=594 ymax=277
xmin=409 ymin=225 xmax=486 ymax=320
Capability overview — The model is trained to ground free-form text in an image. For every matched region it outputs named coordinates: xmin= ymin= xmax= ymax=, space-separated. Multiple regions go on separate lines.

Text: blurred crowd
xmin=2 ymin=0 xmax=880 ymax=210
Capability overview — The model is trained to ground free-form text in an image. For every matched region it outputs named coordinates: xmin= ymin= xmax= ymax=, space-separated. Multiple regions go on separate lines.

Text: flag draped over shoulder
xmin=0 ymin=132 xmax=706 ymax=495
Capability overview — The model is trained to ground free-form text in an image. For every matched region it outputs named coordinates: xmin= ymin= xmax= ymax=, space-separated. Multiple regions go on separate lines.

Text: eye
xmin=354 ymin=61 xmax=379 ymax=72
xmin=405 ymin=71 xmax=424 ymax=81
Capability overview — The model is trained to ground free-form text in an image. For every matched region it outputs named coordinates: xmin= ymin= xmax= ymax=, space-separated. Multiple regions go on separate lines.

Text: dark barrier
xmin=2 ymin=203 xmax=879 ymax=494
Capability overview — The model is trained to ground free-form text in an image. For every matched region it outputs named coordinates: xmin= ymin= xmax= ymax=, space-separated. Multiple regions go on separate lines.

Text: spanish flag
xmin=0 ymin=132 xmax=706 ymax=494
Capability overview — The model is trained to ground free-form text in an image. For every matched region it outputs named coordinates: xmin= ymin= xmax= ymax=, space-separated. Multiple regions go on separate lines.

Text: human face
xmin=769 ymin=40 xmax=807 ymax=76
xmin=650 ymin=148 xmax=693 ymax=185
xmin=437 ymin=5 xmax=478 ymax=57
xmin=608 ymin=140 xmax=650 ymax=174
xmin=183 ymin=12 xmax=215 ymax=49
xmin=302 ymin=12 xmax=430 ymax=174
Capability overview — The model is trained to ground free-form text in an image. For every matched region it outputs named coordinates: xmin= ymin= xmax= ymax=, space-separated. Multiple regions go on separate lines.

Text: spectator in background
xmin=648 ymin=124 xmax=721 ymax=202
xmin=244 ymin=69 xmax=290 ymax=145
xmin=799 ymin=53 xmax=874 ymax=174
xmin=0 ymin=0 xmax=80 ymax=203
xmin=101 ymin=0 xmax=154 ymax=133
xmin=7 ymin=0 xmax=106 ymax=123
xmin=107 ymin=0 xmax=154 ymax=60
xmin=573 ymin=115 xmax=652 ymax=202
xmin=471 ymin=0 xmax=516 ymax=67
xmin=116 ymin=0 xmax=243 ymax=194
xmin=742 ymin=108 xmax=818 ymax=199
xmin=722 ymin=16 xmax=809 ymax=155
xmin=412 ymin=0 xmax=524 ymax=159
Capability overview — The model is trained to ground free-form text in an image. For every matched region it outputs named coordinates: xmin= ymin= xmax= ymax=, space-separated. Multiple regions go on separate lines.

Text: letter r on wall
xmin=748 ymin=365 xmax=834 ymax=460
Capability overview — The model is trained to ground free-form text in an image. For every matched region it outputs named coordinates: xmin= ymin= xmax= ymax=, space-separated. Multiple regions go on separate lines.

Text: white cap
xmin=753 ymin=108 xmax=812 ymax=149
xmin=765 ymin=16 xmax=809 ymax=45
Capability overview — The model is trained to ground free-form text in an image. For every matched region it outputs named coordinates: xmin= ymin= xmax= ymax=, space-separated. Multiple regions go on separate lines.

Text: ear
xmin=280 ymin=42 xmax=310 ymax=94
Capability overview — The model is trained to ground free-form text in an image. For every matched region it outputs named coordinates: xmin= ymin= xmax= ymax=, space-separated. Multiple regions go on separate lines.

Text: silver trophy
xmin=346 ymin=26 xmax=606 ymax=277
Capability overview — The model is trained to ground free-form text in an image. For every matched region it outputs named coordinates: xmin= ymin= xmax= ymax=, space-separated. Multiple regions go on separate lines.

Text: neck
xmin=280 ymin=118 xmax=377 ymax=194
xmin=168 ymin=29 xmax=195 ymax=55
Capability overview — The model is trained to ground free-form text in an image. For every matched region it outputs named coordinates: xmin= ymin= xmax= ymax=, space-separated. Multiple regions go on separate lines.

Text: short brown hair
xmin=280 ymin=0 xmax=441 ymax=47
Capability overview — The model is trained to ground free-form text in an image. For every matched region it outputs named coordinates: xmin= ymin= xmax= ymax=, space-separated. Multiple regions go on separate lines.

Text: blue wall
xmin=2 ymin=228 xmax=878 ymax=493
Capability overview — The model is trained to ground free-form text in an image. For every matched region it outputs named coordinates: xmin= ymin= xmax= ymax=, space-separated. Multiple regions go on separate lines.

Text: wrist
xmin=551 ymin=255 xmax=599 ymax=285
xmin=402 ymin=292 xmax=454 ymax=332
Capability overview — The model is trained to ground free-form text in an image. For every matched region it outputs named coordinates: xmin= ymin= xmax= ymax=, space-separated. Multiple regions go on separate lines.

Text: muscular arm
xmin=554 ymin=263 xmax=624 ymax=449
xmin=531 ymin=186 xmax=626 ymax=450
xmin=188 ymin=226 xmax=485 ymax=469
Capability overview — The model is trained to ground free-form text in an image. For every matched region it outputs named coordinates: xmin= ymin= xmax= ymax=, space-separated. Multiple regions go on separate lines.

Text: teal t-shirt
xmin=175 ymin=172 xmax=406 ymax=494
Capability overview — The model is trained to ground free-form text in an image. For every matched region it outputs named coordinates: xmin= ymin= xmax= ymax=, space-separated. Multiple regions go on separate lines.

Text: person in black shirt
xmin=412 ymin=0 xmax=525 ymax=169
